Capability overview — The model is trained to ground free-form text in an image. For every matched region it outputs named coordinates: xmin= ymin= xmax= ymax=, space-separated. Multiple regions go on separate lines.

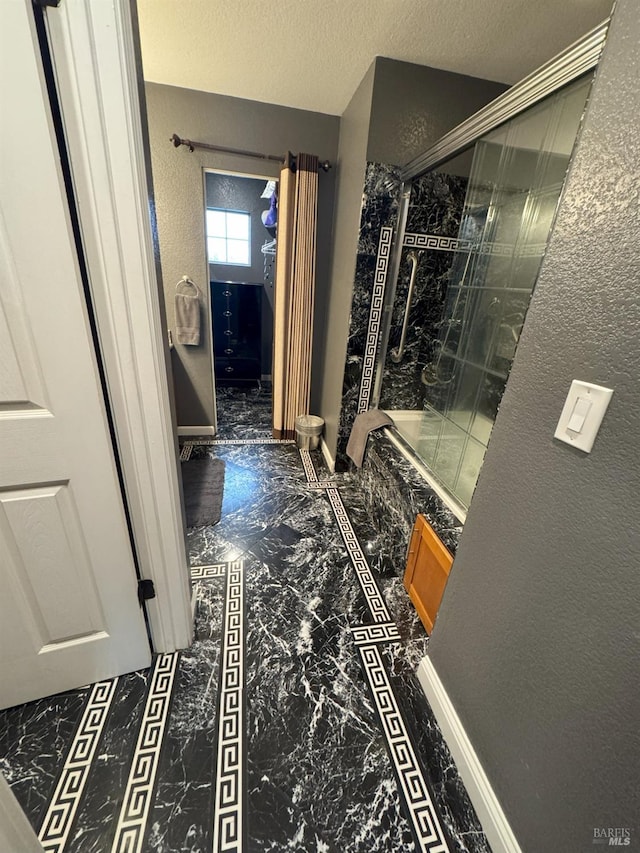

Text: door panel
xmin=1 ymin=485 xmax=106 ymax=644
xmin=0 ymin=0 xmax=150 ymax=710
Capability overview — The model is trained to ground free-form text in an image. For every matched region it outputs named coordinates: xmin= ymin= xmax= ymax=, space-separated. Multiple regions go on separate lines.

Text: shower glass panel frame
xmin=376 ymin=72 xmax=595 ymax=514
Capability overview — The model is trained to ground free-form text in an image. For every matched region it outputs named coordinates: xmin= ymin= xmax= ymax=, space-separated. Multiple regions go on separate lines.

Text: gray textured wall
xmin=428 ymin=4 xmax=640 ymax=851
xmin=316 ymin=64 xmax=375 ymax=453
xmin=368 ymin=58 xmax=507 ymax=166
xmin=145 ymin=83 xmax=339 ymax=426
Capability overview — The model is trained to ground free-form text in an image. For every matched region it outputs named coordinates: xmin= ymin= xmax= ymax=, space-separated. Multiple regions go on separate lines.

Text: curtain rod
xmin=170 ymin=134 xmax=331 ymax=172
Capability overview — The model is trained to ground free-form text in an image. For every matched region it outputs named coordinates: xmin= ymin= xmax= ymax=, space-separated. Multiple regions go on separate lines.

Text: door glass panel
xmin=382 ymin=74 xmax=593 ymax=512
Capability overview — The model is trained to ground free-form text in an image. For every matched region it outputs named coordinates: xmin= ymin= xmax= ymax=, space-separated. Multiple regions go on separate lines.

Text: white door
xmin=0 ymin=0 xmax=151 ymax=711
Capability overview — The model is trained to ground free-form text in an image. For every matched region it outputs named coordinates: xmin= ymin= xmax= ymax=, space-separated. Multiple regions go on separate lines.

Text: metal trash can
xmin=295 ymin=415 xmax=324 ymax=451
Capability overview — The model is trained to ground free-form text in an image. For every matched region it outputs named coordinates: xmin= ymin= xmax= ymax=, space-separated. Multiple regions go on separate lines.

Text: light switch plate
xmin=554 ymin=380 xmax=613 ymax=453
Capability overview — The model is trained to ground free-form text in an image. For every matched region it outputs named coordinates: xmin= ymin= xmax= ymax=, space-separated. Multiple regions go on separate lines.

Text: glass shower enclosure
xmin=378 ymin=74 xmax=593 ymax=514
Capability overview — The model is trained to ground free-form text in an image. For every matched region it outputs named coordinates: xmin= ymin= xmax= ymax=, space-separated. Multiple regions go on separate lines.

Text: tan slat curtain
xmin=272 ymin=152 xmax=319 ymax=439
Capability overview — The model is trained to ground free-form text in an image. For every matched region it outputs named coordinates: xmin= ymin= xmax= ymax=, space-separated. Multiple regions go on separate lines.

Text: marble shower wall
xmin=379 ymin=171 xmax=468 ymax=412
xmin=337 ymin=162 xmax=402 ymax=459
xmin=352 ymin=430 xmax=463 ymax=577
xmin=337 ymin=166 xmax=469 ymax=461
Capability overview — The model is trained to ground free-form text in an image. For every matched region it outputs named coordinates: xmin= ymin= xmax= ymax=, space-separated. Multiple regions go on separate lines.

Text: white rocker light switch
xmin=554 ymin=380 xmax=613 ymax=453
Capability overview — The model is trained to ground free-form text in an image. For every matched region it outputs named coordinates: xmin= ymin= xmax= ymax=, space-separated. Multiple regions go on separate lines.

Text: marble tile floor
xmin=0 ymin=439 xmax=490 ymax=853
xmin=215 ymin=382 xmax=273 ymax=440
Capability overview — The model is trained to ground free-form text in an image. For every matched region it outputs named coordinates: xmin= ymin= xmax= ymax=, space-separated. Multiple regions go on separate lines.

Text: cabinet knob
xmin=224 ymin=366 xmax=234 ymax=373
xmin=223 ymin=310 xmax=232 ymax=317
xmin=223 ymin=290 xmax=232 ymax=297
xmin=224 ymin=348 xmax=234 ymax=355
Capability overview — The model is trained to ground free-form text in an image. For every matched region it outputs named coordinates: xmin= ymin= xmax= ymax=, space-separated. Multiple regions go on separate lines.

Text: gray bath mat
xmin=181 ymin=457 xmax=225 ymax=527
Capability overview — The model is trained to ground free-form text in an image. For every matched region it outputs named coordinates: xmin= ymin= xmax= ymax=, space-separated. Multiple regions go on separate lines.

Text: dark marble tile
xmin=380 ymin=248 xmax=458 ymax=412
xmin=244 ymin=555 xmax=417 ymax=852
xmin=379 ymin=644 xmax=491 ymax=853
xmin=358 ymin=163 xmax=403 ymax=257
xmin=0 ymin=686 xmax=91 ymax=832
xmin=337 ymin=162 xmax=402 ymax=455
xmin=353 ymin=430 xmax=462 ymax=571
xmin=405 ymin=171 xmax=468 ymax=236
xmin=215 ymin=382 xmax=273 ymax=440
xmin=187 ymin=444 xmax=311 ymax=563
xmin=67 ymin=671 xmax=150 ymax=853
xmin=145 ymin=581 xmax=224 ymax=853
xmin=380 ymin=171 xmax=469 ymax=414
xmin=1 ymin=436 xmax=486 ymax=853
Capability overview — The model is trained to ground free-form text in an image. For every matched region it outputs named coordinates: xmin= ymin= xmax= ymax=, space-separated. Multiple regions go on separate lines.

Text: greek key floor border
xmin=351 ymin=623 xmax=401 ymax=646
xmin=38 ymin=679 xmax=118 ymax=853
xmin=298 ymin=441 xmax=449 ymax=851
xmin=359 ymin=644 xmax=450 ymax=853
xmin=190 ymin=563 xmax=228 ymax=580
xmin=110 ymin=653 xmax=178 ymax=853
xmin=299 ymin=449 xmax=391 ymax=624
xmin=212 ymin=559 xmax=245 ymax=853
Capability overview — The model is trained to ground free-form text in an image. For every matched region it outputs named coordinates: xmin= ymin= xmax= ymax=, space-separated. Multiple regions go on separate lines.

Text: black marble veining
xmin=215 ymin=381 xmax=273 ymax=439
xmin=337 ymin=162 xmax=402 ymax=460
xmin=355 ymin=430 xmax=463 ymax=567
xmin=379 ymin=644 xmax=489 ymax=853
xmin=0 ymin=428 xmax=487 ymax=853
xmin=69 ymin=671 xmax=150 ymax=853
xmin=244 ymin=553 xmax=415 ymax=852
xmin=380 ymin=171 xmax=468 ymax=413
xmin=145 ymin=581 xmax=224 ymax=853
xmin=0 ymin=686 xmax=91 ymax=832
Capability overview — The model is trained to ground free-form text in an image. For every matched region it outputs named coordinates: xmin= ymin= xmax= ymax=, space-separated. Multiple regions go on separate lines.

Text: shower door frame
xmin=371 ymin=19 xmax=610 ymax=411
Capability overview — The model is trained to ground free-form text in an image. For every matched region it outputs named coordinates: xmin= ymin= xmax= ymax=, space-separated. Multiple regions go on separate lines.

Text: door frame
xmin=43 ymin=0 xmax=192 ymax=652
xmin=203 ymin=167 xmax=276 ymax=403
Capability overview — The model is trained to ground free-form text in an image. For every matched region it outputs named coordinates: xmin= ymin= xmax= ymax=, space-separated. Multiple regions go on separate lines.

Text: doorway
xmin=204 ymin=170 xmax=278 ymax=439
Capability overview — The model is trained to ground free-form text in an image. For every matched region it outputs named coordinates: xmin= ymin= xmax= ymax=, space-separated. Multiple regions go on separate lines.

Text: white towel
xmin=175 ymin=292 xmax=200 ymax=345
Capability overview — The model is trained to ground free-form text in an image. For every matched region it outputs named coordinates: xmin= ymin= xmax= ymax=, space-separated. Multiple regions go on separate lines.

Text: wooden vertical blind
xmin=272 ymin=153 xmax=319 ymax=439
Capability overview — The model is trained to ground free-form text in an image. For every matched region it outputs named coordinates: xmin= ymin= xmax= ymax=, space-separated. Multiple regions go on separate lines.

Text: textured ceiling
xmin=136 ymin=0 xmax=613 ymax=117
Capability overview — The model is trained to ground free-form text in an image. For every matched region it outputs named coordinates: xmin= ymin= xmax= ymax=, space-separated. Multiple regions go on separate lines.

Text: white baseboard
xmin=177 ymin=425 xmax=216 ymax=437
xmin=417 ymin=658 xmax=522 ymax=853
xmin=320 ymin=436 xmax=335 ymax=473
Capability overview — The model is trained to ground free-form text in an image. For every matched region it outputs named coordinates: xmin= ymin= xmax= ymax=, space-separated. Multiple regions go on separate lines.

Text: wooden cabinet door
xmin=403 ymin=515 xmax=453 ymax=635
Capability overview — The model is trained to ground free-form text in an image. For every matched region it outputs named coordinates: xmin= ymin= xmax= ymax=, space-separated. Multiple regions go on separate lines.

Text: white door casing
xmin=42 ymin=0 xmax=193 ymax=653
xmin=0 ymin=0 xmax=151 ymax=710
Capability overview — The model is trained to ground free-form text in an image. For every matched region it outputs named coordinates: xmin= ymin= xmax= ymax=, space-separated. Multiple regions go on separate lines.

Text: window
xmin=206 ymin=209 xmax=251 ymax=266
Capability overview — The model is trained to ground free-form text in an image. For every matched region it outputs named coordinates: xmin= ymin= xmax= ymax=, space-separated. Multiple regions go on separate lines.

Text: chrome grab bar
xmin=390 ymin=251 xmax=421 ymax=363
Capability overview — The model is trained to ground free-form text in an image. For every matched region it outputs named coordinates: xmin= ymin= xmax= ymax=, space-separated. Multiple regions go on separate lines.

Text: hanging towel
xmin=175 ymin=278 xmax=201 ymax=345
xmin=346 ymin=409 xmax=394 ymax=468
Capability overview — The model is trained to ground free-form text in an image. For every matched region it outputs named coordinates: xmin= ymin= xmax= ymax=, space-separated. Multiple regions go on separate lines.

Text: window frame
xmin=206 ymin=207 xmax=251 ymax=267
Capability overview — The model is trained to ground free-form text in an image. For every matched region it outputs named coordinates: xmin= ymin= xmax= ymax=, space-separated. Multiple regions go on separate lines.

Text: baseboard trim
xmin=417 ymin=658 xmax=522 ymax=853
xmin=320 ymin=436 xmax=335 ymax=474
xmin=177 ymin=425 xmax=216 ymax=437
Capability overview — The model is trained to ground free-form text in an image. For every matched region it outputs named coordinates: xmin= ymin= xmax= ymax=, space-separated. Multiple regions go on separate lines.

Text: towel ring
xmin=175 ymin=275 xmax=200 ymax=295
